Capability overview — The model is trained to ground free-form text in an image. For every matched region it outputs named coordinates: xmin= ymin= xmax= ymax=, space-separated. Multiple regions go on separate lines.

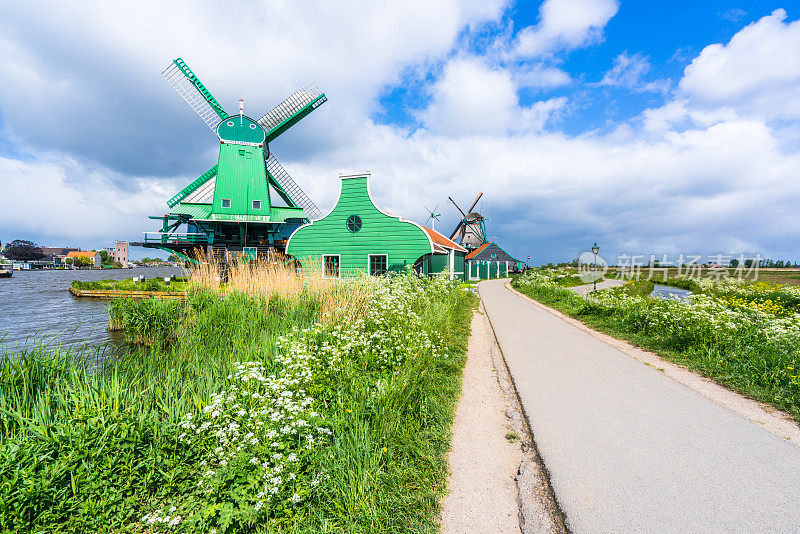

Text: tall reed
xmin=189 ymin=253 xmax=374 ymax=325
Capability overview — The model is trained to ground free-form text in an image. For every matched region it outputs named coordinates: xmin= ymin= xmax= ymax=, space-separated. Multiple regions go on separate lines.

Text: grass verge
xmin=1 ymin=267 xmax=476 ymax=533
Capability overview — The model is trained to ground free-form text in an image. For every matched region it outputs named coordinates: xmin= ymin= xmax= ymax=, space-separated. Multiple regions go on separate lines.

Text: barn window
xmin=252 ymin=200 xmax=261 ymax=210
xmin=346 ymin=215 xmax=362 ymax=232
xmin=324 ymin=255 xmax=340 ymax=278
xmin=221 ymin=199 xmax=231 ymax=208
xmin=369 ymin=254 xmax=388 ymax=276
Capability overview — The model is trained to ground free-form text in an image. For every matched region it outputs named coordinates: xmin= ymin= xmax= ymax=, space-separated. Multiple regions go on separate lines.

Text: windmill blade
xmin=449 ymin=221 xmax=464 ymax=241
xmin=167 ymin=165 xmax=218 ymax=207
xmin=257 ymin=83 xmax=327 ymax=143
xmin=265 ymin=154 xmax=321 ymax=220
xmin=162 ymin=58 xmax=228 ymax=131
xmin=466 ymin=191 xmax=483 ymax=213
xmin=448 ymin=196 xmax=466 ymax=217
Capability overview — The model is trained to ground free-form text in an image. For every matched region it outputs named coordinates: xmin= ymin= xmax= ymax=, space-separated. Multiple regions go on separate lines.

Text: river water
xmin=0 ymin=267 xmax=186 ymax=353
xmin=650 ymin=284 xmax=693 ymax=302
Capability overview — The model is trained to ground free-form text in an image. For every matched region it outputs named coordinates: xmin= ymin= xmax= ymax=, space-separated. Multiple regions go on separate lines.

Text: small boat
xmin=0 ymin=264 xmax=12 ymax=278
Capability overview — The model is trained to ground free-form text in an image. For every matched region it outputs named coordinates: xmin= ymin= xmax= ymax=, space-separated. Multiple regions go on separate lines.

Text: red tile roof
xmin=465 ymin=242 xmax=491 ymax=260
xmin=66 ymin=250 xmax=98 ymax=258
xmin=421 ymin=226 xmax=467 ymax=253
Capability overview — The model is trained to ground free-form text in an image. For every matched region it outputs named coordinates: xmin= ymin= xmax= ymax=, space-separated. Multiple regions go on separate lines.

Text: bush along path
xmin=0 ymin=272 xmax=475 ymax=533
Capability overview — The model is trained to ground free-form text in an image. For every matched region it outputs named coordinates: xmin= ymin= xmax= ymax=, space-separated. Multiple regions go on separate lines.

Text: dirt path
xmin=440 ymin=309 xmax=522 ymax=533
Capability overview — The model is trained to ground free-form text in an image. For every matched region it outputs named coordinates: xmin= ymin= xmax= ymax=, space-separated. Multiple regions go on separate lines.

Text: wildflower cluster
xmin=142 ymin=360 xmax=327 ymax=531
xmin=283 ymin=273 xmax=454 ymax=376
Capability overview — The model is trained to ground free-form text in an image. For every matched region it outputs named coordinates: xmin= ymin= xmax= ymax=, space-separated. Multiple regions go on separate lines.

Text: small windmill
xmin=424 ymin=205 xmax=442 ymax=232
xmin=139 ymin=58 xmax=328 ymax=260
xmin=448 ymin=191 xmax=488 ymax=249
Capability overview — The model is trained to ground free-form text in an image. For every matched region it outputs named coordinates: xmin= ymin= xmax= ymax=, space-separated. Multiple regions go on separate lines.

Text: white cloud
xmin=680 ymin=9 xmax=800 ymax=120
xmin=0 ymin=0 xmax=508 ymax=175
xmin=417 ymin=58 xmax=518 ymax=136
xmin=417 ymin=57 xmax=567 ymax=136
xmin=513 ymin=64 xmax=572 ymax=89
xmin=511 ymin=0 xmax=619 ymax=58
xmin=599 ymin=51 xmax=670 ymax=94
xmin=287 ymin=113 xmax=800 ymax=261
xmin=0 ymin=154 xmax=169 ymax=247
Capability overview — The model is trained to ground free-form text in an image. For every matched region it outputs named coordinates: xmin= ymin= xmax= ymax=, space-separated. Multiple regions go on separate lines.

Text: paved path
xmin=568 ymin=278 xmax=626 ymax=295
xmin=479 ymin=279 xmax=800 ymax=533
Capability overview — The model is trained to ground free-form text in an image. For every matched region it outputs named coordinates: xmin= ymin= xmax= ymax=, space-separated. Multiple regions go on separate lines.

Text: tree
xmin=99 ymin=250 xmax=110 ymax=264
xmin=3 ymin=240 xmax=44 ymax=261
xmin=729 ymin=258 xmax=739 ymax=268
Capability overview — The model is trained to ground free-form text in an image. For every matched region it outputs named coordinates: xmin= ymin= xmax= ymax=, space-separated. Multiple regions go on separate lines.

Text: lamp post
xmin=591 ymin=242 xmax=599 ymax=292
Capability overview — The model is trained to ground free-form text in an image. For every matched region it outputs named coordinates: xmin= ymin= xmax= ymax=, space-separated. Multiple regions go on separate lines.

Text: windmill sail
xmin=167 ymin=165 xmax=218 ymax=207
xmin=183 ymin=176 xmax=216 ymax=204
xmin=163 ymin=58 xmax=228 ymax=131
xmin=257 ymin=83 xmax=327 ymax=143
xmin=265 ymin=155 xmax=321 ymax=220
xmin=448 ymin=197 xmax=466 ymax=240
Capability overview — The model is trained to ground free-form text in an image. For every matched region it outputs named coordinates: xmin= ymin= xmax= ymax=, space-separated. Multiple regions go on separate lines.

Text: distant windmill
xmin=424 ymin=205 xmax=442 ymax=232
xmin=448 ymin=191 xmax=488 ymax=249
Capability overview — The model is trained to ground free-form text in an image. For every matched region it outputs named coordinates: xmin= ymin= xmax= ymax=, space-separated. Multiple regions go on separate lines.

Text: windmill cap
xmin=216 ymin=115 xmax=266 ymax=145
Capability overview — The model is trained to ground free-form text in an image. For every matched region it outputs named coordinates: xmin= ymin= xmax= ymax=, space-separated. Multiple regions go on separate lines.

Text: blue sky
xmin=1 ymin=1 xmax=800 ymax=264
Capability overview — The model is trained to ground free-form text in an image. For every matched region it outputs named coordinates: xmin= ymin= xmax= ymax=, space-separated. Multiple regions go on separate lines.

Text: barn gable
xmin=286 ymin=174 xmax=434 ymax=277
xmin=465 ymin=242 xmax=518 ymax=264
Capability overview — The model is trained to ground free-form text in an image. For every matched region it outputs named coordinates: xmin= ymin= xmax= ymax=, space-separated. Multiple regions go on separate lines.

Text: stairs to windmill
xmin=212 ymin=245 xmax=227 ymax=263
xmin=256 ymin=245 xmax=272 ymax=261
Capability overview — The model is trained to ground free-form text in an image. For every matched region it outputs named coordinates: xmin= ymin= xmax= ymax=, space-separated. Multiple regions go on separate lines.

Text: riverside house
xmin=66 ymin=250 xmax=101 ymax=268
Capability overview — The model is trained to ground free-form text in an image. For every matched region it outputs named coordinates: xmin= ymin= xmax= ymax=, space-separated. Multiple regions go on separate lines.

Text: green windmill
xmin=138 ymin=58 xmax=327 ymax=262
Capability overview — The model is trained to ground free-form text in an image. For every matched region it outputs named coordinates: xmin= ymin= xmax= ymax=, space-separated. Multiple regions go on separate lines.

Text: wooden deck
xmin=68 ymin=287 xmax=187 ymax=300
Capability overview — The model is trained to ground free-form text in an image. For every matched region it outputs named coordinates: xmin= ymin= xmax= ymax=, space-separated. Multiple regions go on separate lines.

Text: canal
xmin=650 ymin=284 xmax=693 ymax=301
xmin=0 ymin=267 xmax=186 ymax=353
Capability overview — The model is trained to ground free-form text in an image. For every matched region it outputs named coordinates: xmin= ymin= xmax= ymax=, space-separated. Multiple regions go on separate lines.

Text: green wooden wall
xmin=286 ymin=175 xmax=434 ymax=277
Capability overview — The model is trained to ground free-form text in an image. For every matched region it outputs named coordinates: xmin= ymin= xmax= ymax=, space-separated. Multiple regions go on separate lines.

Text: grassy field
xmin=512 ymin=269 xmax=800 ymax=421
xmin=1 ymin=263 xmax=475 ymax=533
xmin=71 ymin=277 xmax=190 ymax=293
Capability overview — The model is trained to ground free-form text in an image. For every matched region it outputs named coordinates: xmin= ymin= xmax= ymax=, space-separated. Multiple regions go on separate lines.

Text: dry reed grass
xmin=188 ymin=252 xmax=375 ymax=324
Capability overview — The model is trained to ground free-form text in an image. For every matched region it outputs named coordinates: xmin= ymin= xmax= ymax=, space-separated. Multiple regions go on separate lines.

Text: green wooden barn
xmin=286 ymin=173 xmax=467 ymax=278
xmin=464 ymin=241 xmax=522 ymax=280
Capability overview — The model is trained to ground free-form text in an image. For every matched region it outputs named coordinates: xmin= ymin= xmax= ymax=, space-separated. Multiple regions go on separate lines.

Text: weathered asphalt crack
xmin=478 ymin=295 xmax=570 ymax=534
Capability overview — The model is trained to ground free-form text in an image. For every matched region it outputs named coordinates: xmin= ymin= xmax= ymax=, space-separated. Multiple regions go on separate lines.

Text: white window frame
xmin=367 ymin=254 xmax=389 ymax=276
xmin=221 ymin=198 xmax=231 ymax=209
xmin=323 ymin=254 xmax=341 ymax=279
xmin=252 ymin=200 xmax=261 ymax=210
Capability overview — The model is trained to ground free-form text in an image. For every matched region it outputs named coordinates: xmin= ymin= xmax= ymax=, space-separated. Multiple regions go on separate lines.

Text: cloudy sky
xmin=1 ymin=0 xmax=799 ymax=263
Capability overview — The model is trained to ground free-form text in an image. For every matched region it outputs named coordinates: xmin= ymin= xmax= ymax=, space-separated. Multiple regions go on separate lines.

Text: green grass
xmin=71 ymin=277 xmax=189 ymax=293
xmin=511 ymin=272 xmax=800 ymax=421
xmin=0 ymin=275 xmax=476 ymax=532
